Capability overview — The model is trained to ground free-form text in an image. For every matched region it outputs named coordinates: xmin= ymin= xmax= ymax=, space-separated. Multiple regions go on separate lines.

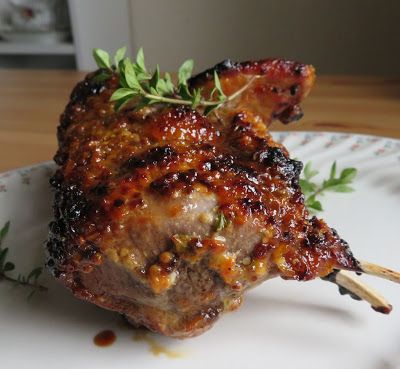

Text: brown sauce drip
xmin=94 ymin=330 xmax=116 ymax=347
xmin=133 ymin=330 xmax=184 ymax=358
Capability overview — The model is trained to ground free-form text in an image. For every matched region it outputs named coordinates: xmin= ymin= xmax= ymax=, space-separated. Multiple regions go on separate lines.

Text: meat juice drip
xmin=133 ymin=329 xmax=183 ymax=358
xmin=94 ymin=330 xmax=116 ymax=347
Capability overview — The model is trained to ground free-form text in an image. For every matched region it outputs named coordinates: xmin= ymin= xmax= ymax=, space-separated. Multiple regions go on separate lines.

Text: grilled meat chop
xmin=46 ymin=58 xmax=362 ymax=338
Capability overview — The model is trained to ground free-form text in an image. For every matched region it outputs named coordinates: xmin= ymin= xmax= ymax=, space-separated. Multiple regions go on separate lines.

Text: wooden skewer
xmin=359 ymin=261 xmax=400 ymax=284
xmin=336 ymin=270 xmax=392 ymax=314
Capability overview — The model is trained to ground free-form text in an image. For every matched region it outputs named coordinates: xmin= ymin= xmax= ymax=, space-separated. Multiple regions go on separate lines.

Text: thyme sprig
xmin=93 ymin=47 xmax=257 ymax=114
xmin=300 ymin=161 xmax=357 ymax=212
xmin=0 ymin=221 xmax=48 ymax=298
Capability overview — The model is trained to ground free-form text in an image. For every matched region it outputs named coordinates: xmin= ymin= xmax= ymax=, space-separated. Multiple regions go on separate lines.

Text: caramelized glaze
xmin=46 ymin=57 xmax=360 ymax=338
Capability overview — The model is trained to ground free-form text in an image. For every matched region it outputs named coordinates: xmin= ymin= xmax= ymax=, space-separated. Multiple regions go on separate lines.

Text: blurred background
xmin=0 ymin=0 xmax=399 ymax=75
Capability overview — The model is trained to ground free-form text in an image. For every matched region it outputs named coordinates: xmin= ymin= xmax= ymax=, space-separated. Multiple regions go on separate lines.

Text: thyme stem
xmin=0 ymin=272 xmax=48 ymax=292
xmin=141 ymin=76 xmax=259 ymax=108
xmin=93 ymin=47 xmax=260 ymax=114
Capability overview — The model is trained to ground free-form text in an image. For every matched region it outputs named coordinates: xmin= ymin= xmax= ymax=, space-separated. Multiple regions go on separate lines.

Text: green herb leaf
xmin=303 ymin=162 xmax=319 ymax=180
xmin=340 ymin=168 xmax=357 ymax=183
xmin=156 ymin=78 xmax=171 ymax=96
xmin=307 ymin=200 xmax=323 ymax=211
xmin=92 ymin=70 xmax=112 ymax=84
xmin=0 ymin=220 xmax=10 ymax=244
xmin=326 ymin=184 xmax=355 ymax=193
xmin=114 ymin=94 xmax=134 ymax=111
xmin=124 ymin=61 xmax=142 ymax=91
xmin=136 ymin=71 xmax=151 ymax=81
xmin=136 ymin=47 xmax=146 ymax=73
xmin=3 ymin=261 xmax=15 ymax=272
xmin=301 ymin=161 xmax=357 ymax=213
xmin=178 ymin=83 xmax=193 ymax=100
xmin=299 ymin=179 xmax=317 ymax=195
xmin=191 ymin=88 xmax=202 ymax=109
xmin=27 ymin=267 xmax=42 ymax=283
xmin=178 ymin=59 xmax=194 ymax=86
xmin=117 ymin=59 xmax=129 ymax=88
xmin=329 ymin=161 xmax=337 ymax=180
xmin=215 ymin=211 xmax=229 ymax=232
xmin=149 ymin=65 xmax=160 ymax=90
xmin=213 ymin=71 xmax=226 ymax=99
xmin=114 ymin=46 xmax=127 ymax=69
xmin=133 ymin=49 xmax=152 ymax=80
xmin=110 ymin=88 xmax=135 ymax=102
xmin=149 ymin=86 xmax=158 ymax=95
xmin=164 ymin=73 xmax=175 ymax=95
xmin=0 ymin=221 xmax=47 ymax=297
xmin=93 ymin=48 xmax=111 ymax=69
xmin=0 ymin=248 xmax=8 ymax=270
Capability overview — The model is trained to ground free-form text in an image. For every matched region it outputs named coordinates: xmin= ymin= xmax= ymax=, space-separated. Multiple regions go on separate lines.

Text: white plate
xmin=1 ymin=132 xmax=400 ymax=369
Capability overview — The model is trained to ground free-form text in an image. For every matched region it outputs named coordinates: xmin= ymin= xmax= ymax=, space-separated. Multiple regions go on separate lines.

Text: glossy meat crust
xmin=46 ymin=58 xmax=360 ymax=338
